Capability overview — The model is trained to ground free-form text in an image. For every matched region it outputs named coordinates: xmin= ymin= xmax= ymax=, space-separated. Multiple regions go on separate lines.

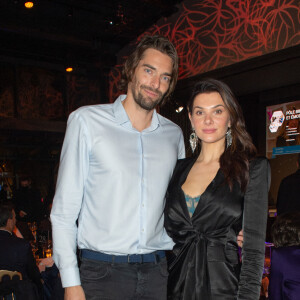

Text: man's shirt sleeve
xmin=51 ymin=110 xmax=90 ymax=287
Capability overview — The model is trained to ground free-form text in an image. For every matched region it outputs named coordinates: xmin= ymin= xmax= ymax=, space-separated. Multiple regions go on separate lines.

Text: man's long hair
xmin=118 ymin=35 xmax=179 ymax=105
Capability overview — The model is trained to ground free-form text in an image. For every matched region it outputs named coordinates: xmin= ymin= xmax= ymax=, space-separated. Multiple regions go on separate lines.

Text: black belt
xmin=81 ymin=249 xmax=165 ymax=263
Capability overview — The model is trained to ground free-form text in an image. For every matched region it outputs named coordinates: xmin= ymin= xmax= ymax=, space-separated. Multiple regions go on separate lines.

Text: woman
xmin=269 ymin=211 xmax=300 ymax=300
xmin=164 ymin=79 xmax=270 ymax=299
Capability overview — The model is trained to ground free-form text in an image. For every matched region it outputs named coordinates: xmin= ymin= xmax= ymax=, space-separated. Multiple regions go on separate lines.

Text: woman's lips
xmin=202 ymin=129 xmax=217 ymax=134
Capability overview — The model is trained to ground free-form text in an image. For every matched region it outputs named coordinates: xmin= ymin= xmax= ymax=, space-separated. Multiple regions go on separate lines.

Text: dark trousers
xmin=80 ymin=257 xmax=168 ymax=300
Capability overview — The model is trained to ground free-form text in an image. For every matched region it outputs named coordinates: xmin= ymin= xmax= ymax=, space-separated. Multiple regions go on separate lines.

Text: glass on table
xmin=28 ymin=222 xmax=38 ymax=242
xmin=30 ymin=241 xmax=39 ymax=259
xmin=44 ymin=248 xmax=52 ymax=258
xmin=42 ymin=240 xmax=52 ymax=258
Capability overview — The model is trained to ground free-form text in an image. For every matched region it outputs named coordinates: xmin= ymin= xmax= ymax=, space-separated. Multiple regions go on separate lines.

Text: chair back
xmin=0 ymin=270 xmax=22 ymax=299
xmin=0 ymin=270 xmax=40 ymax=300
xmin=0 ymin=270 xmax=22 ymax=282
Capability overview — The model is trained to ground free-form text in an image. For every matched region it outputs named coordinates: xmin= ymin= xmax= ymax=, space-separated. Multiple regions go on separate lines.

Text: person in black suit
xmin=276 ymin=154 xmax=300 ymax=216
xmin=0 ymin=202 xmax=43 ymax=299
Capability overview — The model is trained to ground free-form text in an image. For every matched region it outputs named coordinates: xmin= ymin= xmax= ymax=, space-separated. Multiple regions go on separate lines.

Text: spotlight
xmin=65 ymin=67 xmax=73 ymax=72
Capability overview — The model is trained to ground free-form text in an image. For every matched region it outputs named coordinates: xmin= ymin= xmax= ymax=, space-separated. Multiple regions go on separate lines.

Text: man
xmin=51 ymin=35 xmax=185 ymax=300
xmin=13 ymin=176 xmax=43 ymax=222
xmin=276 ymin=154 xmax=300 ymax=215
xmin=0 ymin=203 xmax=43 ymax=298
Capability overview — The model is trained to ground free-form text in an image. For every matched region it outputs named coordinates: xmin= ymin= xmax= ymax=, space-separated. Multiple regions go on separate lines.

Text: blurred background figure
xmin=12 ymin=176 xmax=44 ymax=241
xmin=269 ymin=211 xmax=300 ymax=300
xmin=0 ymin=184 xmax=9 ymax=204
xmin=0 ymin=202 xmax=43 ymax=299
xmin=276 ymin=154 xmax=300 ymax=216
xmin=13 ymin=176 xmax=43 ymax=223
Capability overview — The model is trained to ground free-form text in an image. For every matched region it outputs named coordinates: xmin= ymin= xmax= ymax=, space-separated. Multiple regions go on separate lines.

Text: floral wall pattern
xmin=0 ymin=64 xmax=104 ymax=121
xmin=0 ymin=64 xmax=14 ymax=118
xmin=18 ymin=66 xmax=65 ymax=120
xmin=109 ymin=0 xmax=300 ymax=101
xmin=66 ymin=74 xmax=102 ymax=114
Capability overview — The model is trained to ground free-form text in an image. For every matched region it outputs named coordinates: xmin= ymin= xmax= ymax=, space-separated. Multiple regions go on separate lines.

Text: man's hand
xmin=65 ymin=285 xmax=86 ymax=300
xmin=237 ymin=230 xmax=243 ymax=248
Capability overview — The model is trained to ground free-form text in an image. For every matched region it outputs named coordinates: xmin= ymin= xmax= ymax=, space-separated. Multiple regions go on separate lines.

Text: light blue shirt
xmin=51 ymin=95 xmax=185 ymax=287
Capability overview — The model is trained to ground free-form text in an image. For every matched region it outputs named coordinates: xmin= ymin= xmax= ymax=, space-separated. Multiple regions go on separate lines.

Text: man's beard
xmin=132 ymin=84 xmax=165 ymax=111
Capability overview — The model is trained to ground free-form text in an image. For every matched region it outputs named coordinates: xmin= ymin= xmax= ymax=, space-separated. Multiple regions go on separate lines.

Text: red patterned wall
xmin=109 ymin=0 xmax=300 ymax=101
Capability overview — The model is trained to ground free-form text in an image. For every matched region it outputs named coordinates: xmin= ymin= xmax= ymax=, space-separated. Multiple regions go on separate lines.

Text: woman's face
xmin=189 ymin=92 xmax=231 ymax=146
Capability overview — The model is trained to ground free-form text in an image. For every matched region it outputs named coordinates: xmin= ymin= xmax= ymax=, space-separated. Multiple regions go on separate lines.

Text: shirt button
xmin=142 ymin=203 xmax=144 ymax=207
xmin=142 ymin=228 xmax=144 ymax=232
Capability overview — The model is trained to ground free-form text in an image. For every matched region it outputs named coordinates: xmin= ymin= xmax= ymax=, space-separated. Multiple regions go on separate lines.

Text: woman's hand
xmin=237 ymin=230 xmax=243 ymax=247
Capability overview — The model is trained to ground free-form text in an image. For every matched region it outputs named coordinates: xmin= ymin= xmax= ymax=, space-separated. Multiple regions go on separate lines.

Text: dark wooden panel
xmin=0 ymin=118 xmax=66 ymax=133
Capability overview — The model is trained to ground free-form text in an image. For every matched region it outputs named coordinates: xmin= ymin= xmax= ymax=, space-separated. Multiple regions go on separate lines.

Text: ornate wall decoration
xmin=18 ymin=66 xmax=64 ymax=120
xmin=0 ymin=64 xmax=14 ymax=118
xmin=109 ymin=0 xmax=300 ymax=102
xmin=66 ymin=74 xmax=102 ymax=114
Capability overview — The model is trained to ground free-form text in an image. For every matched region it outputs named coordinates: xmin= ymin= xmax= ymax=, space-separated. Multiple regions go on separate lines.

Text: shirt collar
xmin=147 ymin=109 xmax=160 ymax=132
xmin=0 ymin=229 xmax=12 ymax=235
xmin=113 ymin=94 xmax=160 ymax=132
xmin=113 ymin=95 xmax=129 ymax=125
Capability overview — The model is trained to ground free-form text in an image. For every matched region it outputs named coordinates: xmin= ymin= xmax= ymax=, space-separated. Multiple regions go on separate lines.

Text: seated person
xmin=40 ymin=261 xmax=64 ymax=300
xmin=0 ymin=203 xmax=43 ymax=299
xmin=269 ymin=211 xmax=300 ymax=299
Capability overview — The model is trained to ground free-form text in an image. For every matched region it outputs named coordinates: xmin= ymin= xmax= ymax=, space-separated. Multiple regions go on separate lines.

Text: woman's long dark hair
xmin=187 ymin=78 xmax=257 ymax=192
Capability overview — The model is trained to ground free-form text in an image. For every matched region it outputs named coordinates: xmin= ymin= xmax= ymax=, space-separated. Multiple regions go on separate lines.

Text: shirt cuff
xmin=59 ymin=267 xmax=81 ymax=288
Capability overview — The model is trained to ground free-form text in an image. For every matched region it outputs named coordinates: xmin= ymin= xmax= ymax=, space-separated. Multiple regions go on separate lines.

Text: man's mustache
xmin=141 ymin=85 xmax=163 ymax=97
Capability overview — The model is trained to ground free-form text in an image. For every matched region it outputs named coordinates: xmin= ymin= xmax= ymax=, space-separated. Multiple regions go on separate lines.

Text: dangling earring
xmin=189 ymin=129 xmax=198 ymax=153
xmin=226 ymin=127 xmax=232 ymax=148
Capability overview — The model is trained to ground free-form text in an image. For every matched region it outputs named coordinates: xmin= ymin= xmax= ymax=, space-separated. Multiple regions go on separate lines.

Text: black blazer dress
xmin=164 ymin=157 xmax=270 ymax=300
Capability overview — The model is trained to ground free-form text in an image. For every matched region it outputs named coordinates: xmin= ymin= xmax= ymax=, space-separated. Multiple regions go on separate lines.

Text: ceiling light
xmin=24 ymin=1 xmax=34 ymax=8
xmin=65 ymin=67 xmax=73 ymax=72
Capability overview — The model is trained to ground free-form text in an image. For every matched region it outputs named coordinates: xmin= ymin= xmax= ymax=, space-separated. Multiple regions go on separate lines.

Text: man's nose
xmin=150 ymin=75 xmax=160 ymax=89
